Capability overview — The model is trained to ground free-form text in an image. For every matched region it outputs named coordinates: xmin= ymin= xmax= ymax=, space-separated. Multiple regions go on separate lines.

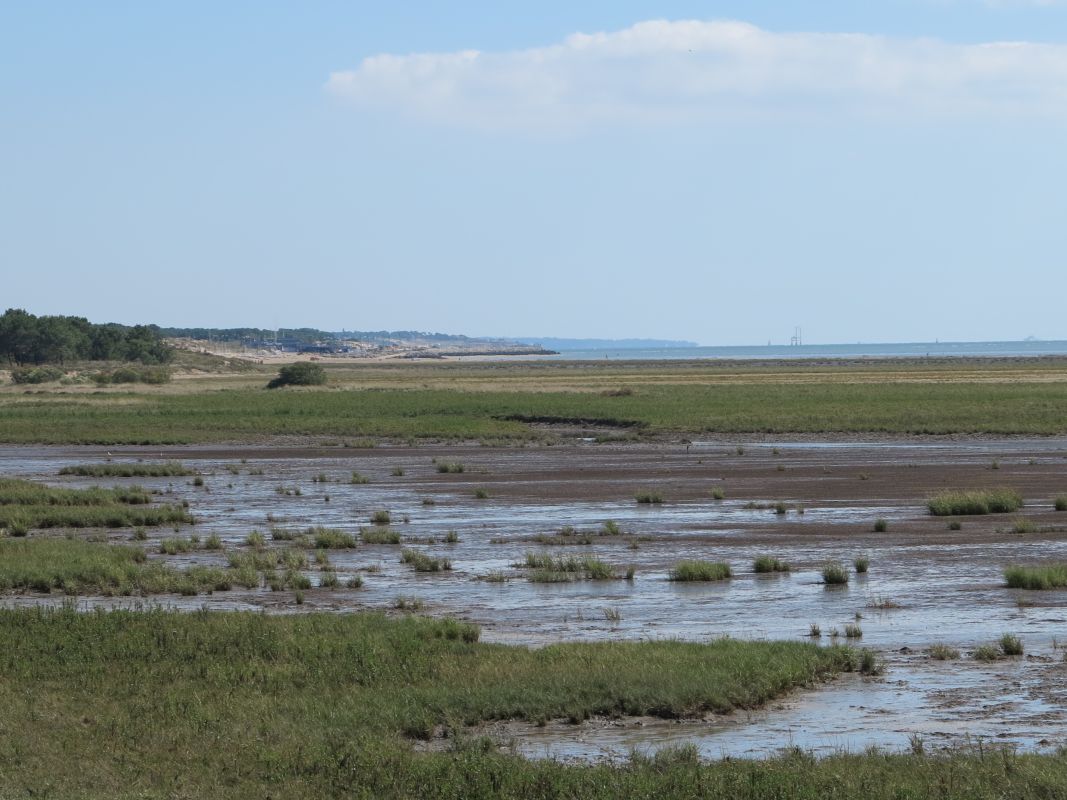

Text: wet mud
xmin=4 ymin=437 xmax=1067 ymax=756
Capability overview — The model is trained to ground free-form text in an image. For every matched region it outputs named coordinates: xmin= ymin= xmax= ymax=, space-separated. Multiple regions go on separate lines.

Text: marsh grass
xmin=0 ymin=539 xmax=231 ymax=595
xmin=58 ymin=462 xmax=194 ymax=477
xmin=308 ymin=527 xmax=358 ymax=549
xmin=1011 ymin=518 xmax=1037 ymax=534
xmin=601 ymin=520 xmax=621 ymax=536
xmin=522 ymin=552 xmax=619 ymax=581
xmin=318 ymin=571 xmax=340 ymax=589
xmin=927 ymin=488 xmax=1023 ymax=516
xmin=711 ymin=487 xmax=725 ymax=501
xmin=854 ymin=557 xmax=870 ymax=574
xmin=350 ymin=472 xmax=370 ymax=484
xmin=436 ymin=462 xmax=465 ymax=474
xmin=400 ymin=549 xmax=452 ymax=573
xmin=1004 ymin=564 xmax=1067 ymax=589
xmin=10 ymin=379 xmax=1067 ymax=446
xmin=668 ymin=561 xmax=732 ymax=582
xmin=0 ymin=478 xmax=190 ymax=530
xmin=844 ymin=623 xmax=863 ymax=639
xmin=999 ymin=634 xmax=1024 ymax=656
xmin=160 ymin=537 xmax=195 ymax=555
xmin=753 ymin=556 xmax=790 ymax=574
xmin=972 ymin=644 xmax=1001 ymax=662
xmin=0 ymin=608 xmax=856 ymax=763
xmin=634 ymin=492 xmax=663 ymax=505
xmin=858 ymin=649 xmax=883 ymax=676
xmin=928 ymin=643 xmax=960 ymax=661
xmin=873 ymin=518 xmax=888 ymax=533
xmin=370 ymin=510 xmax=392 ymax=526
xmin=474 ymin=488 xmax=490 ymax=499
xmin=822 ymin=562 xmax=850 ymax=585
xmin=362 ymin=528 xmax=401 ymax=545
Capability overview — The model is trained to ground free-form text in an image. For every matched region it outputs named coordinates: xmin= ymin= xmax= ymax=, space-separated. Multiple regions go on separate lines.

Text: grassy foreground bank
xmin=0 ymin=607 xmax=856 ymax=798
xmin=0 ymin=607 xmax=1063 ymax=798
xmin=4 ymin=379 xmax=1067 ymax=443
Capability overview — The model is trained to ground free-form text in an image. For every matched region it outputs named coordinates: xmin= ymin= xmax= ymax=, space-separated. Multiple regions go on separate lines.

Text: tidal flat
xmin=4 ymin=436 xmax=1067 ymax=770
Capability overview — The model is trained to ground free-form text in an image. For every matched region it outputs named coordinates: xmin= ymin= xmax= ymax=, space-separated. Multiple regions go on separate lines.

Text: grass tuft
xmin=821 ymin=562 xmax=850 ymax=585
xmin=668 ymin=560 xmax=732 ymax=582
xmin=1004 ymin=564 xmax=1067 ymax=589
xmin=753 ymin=555 xmax=790 ymax=574
xmin=927 ymin=488 xmax=1023 ymax=516
xmin=58 ymin=462 xmax=194 ymax=478
xmin=400 ymin=549 xmax=452 ymax=573
xmin=928 ymin=643 xmax=960 ymax=661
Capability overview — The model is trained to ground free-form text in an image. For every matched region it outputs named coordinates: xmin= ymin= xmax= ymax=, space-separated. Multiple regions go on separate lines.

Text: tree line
xmin=0 ymin=309 xmax=173 ymax=366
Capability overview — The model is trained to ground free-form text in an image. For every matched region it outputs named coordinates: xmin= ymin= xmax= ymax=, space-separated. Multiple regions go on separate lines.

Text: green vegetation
xmin=927 ymin=488 xmax=1023 ymax=516
xmin=854 ymin=556 xmax=870 ymax=574
xmin=821 ymin=562 xmax=850 ymax=585
xmin=668 ymin=560 xmax=732 ymax=582
xmin=0 ymin=608 xmax=923 ymax=798
xmin=89 ymin=365 xmax=171 ymax=385
xmin=436 ymin=461 xmax=466 ymax=473
xmin=973 ymin=644 xmax=1002 ymax=662
xmin=0 ymin=477 xmax=191 ymax=530
xmin=858 ymin=649 xmax=883 ymax=676
xmin=928 ymin=643 xmax=960 ymax=661
xmin=266 ymin=362 xmax=327 ymax=389
xmin=10 ymin=365 xmax=64 ymax=384
xmin=873 ymin=518 xmax=888 ymax=533
xmin=1004 ymin=564 xmax=1067 ymax=589
xmin=10 ymin=372 xmax=1067 ymax=444
xmin=7 ymin=600 xmax=1062 ymax=797
xmin=309 ymin=527 xmax=358 ymax=549
xmin=0 ymin=308 xmax=172 ymax=366
xmin=362 ymin=528 xmax=402 ymax=545
xmin=844 ymin=623 xmax=863 ymax=639
xmin=400 ymin=549 xmax=452 ymax=572
xmin=711 ymin=486 xmax=726 ymax=501
xmin=370 ymin=510 xmax=392 ymax=526
xmin=634 ymin=492 xmax=663 ymax=504
xmin=160 ymin=537 xmax=195 ymax=555
xmin=0 ymin=539 xmax=233 ymax=595
xmin=522 ymin=552 xmax=619 ymax=582
xmin=753 ymin=556 xmax=790 ymax=573
xmin=1000 ymin=633 xmax=1024 ymax=656
xmin=1056 ymin=495 xmax=1067 ymax=512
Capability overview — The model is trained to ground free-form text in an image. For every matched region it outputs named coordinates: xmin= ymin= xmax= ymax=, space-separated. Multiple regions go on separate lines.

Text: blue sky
xmin=3 ymin=1 xmax=1066 ymax=345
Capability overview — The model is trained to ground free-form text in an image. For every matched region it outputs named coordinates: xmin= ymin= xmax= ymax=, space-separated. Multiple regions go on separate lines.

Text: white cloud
xmin=326 ymin=20 xmax=1067 ymax=130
